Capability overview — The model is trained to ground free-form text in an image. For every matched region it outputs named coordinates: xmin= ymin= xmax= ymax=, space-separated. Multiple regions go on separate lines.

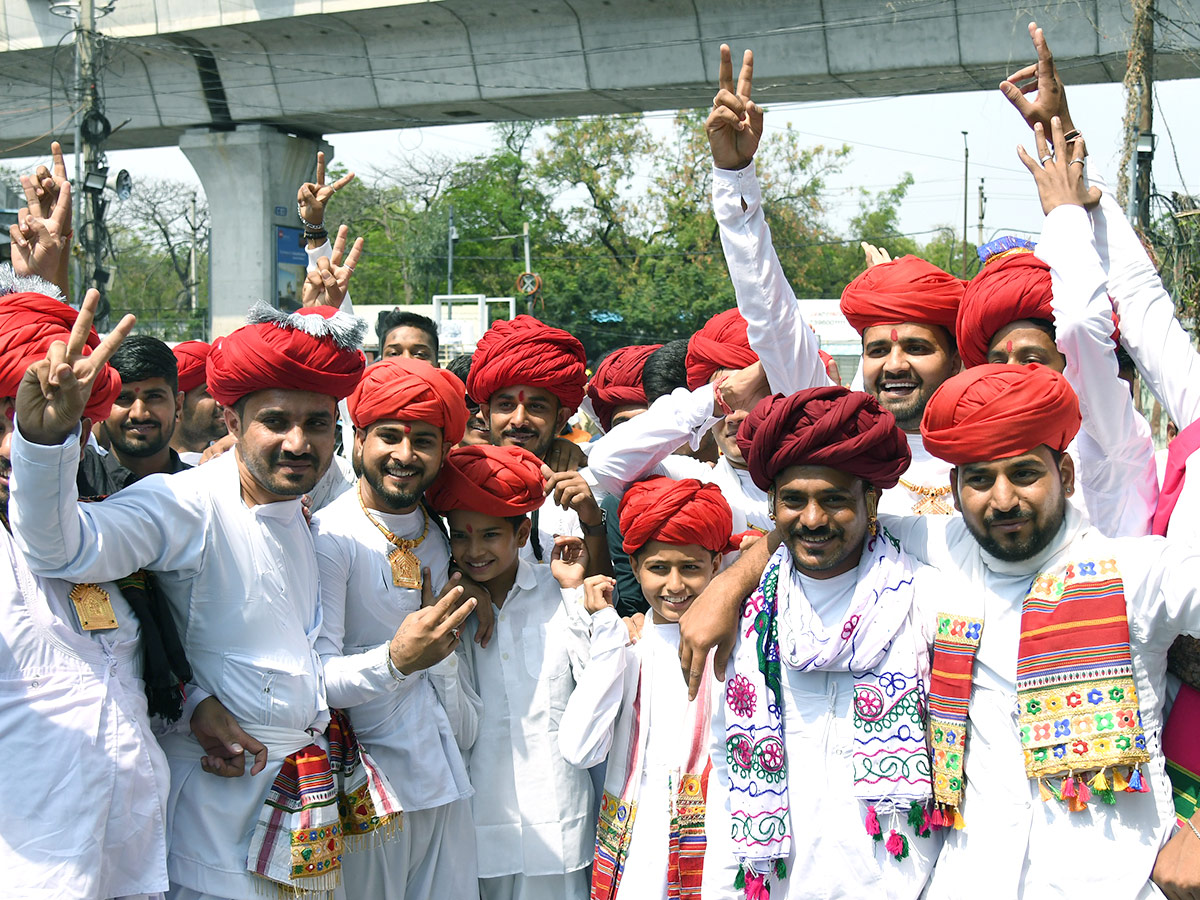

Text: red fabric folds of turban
xmin=587 ymin=344 xmax=662 ymax=432
xmin=467 ymin=315 xmax=588 ymax=411
xmin=172 ymin=340 xmax=212 ymax=393
xmin=737 ymin=386 xmax=911 ymax=492
xmin=348 ymin=357 xmax=469 ymax=443
xmin=206 ymin=306 xmax=365 ymax=406
xmin=0 ymin=292 xmax=121 ymax=421
xmin=426 ymin=444 xmax=546 ymax=517
xmin=920 ymin=363 xmax=1080 ymax=465
xmin=839 ymin=256 xmax=965 ymax=336
xmin=956 ymin=253 xmax=1053 ymax=368
xmin=618 ymin=476 xmax=735 ymax=556
xmin=685 ymin=308 xmax=759 ymax=390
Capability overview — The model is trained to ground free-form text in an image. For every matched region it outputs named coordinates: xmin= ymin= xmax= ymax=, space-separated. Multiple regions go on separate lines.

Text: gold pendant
xmin=388 ymin=546 xmax=423 ymax=590
xmin=69 ymin=583 xmax=118 ymax=631
xmin=912 ymin=494 xmax=954 ymax=516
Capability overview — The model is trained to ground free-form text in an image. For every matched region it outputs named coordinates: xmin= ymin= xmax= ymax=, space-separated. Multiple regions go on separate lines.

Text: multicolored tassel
xmin=1129 ymin=767 xmax=1147 ymax=793
xmin=1112 ymin=768 xmax=1129 ymax=792
xmin=1038 ymin=778 xmax=1053 ymax=802
xmin=865 ymin=805 xmax=882 ymax=842
xmin=929 ymin=807 xmax=945 ymax=829
xmin=885 ymin=829 xmax=909 ymax=860
xmin=745 ymin=872 xmax=769 ymax=900
xmin=1077 ymin=779 xmax=1091 ymax=805
xmin=1061 ymin=775 xmax=1076 ymax=798
xmin=952 ymin=809 xmax=965 ymax=830
xmin=907 ymin=801 xmax=927 ymax=836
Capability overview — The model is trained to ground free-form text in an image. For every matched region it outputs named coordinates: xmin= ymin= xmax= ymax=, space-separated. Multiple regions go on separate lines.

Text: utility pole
xmin=977 ymin=179 xmax=986 ymax=248
xmin=961 ymin=131 xmax=969 ymax=279
xmin=446 ymin=204 xmax=456 ymax=295
xmin=523 ymin=221 xmax=531 ymax=275
xmin=73 ymin=0 xmax=96 ymax=309
xmin=1119 ymin=0 xmax=1156 ymax=223
xmin=1135 ymin=1 xmax=1155 ymax=230
xmin=188 ymin=192 xmax=199 ymax=312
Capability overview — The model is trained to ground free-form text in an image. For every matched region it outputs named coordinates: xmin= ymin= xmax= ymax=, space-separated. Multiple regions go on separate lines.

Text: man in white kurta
xmin=311 ymin=357 xmax=481 ymax=900
xmin=0 ymin=289 xmax=171 ymax=899
xmin=905 ymin=362 xmax=1200 ymax=899
xmin=704 ymin=50 xmax=962 ymax=520
xmin=10 ymin=303 xmax=368 ymax=900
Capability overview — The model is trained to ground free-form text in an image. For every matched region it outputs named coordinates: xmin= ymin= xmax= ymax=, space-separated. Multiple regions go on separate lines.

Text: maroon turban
xmin=920 ymin=363 xmax=1080 ymax=465
xmin=737 ymin=386 xmax=911 ymax=491
xmin=956 ymin=253 xmax=1054 ymax=368
xmin=840 ymin=256 xmax=965 ymax=336
xmin=348 ymin=357 xmax=469 ymax=443
xmin=172 ymin=340 xmax=212 ymax=393
xmin=0 ymin=292 xmax=121 ymax=421
xmin=426 ymin=444 xmax=546 ymax=517
xmin=618 ymin=476 xmax=735 ymax=556
xmin=467 ymin=315 xmax=587 ymax=411
xmin=586 ymin=344 xmax=662 ymax=432
xmin=206 ymin=305 xmax=366 ymax=406
xmin=685 ymin=308 xmax=760 ymax=390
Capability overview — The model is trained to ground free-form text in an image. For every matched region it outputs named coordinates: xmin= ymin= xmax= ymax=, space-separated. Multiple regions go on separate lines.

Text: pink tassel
xmin=1076 ymin=779 xmax=1091 ymax=805
xmin=865 ymin=805 xmax=882 ymax=840
xmin=921 ymin=807 xmax=931 ymax=835
xmin=930 ymin=807 xmax=945 ymax=828
xmin=1061 ymin=776 xmax=1076 ymax=798
xmin=745 ymin=872 xmax=769 ymax=900
xmin=884 ymin=829 xmax=908 ymax=860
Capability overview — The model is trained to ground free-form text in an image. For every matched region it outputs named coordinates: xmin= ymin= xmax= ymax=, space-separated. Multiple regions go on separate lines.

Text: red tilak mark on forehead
xmin=401 ymin=424 xmax=411 ymax=434
xmin=465 ymin=524 xmax=474 ymax=534
xmin=890 ymin=328 xmax=899 ymax=342
xmin=517 ymin=391 xmax=526 ymax=403
xmin=1006 ymin=340 xmax=1014 ymax=353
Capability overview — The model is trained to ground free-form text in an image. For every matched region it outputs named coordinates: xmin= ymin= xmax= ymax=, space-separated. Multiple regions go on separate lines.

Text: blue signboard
xmin=275 ymin=226 xmax=307 ymax=312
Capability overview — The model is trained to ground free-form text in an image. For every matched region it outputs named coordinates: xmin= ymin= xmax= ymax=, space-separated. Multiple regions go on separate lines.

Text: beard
xmin=965 ymin=499 xmax=1066 ymax=562
xmin=499 ymin=425 xmax=555 ymax=460
xmin=108 ymin=421 xmax=172 ymax=459
xmin=241 ymin=447 xmax=325 ymax=498
xmin=362 ymin=458 xmax=439 ymax=511
xmin=871 ymin=374 xmax=935 ymax=432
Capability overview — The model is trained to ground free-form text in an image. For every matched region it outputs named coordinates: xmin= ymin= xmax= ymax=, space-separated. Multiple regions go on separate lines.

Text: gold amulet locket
xmin=69 ymin=583 xmax=118 ymax=631
xmin=359 ymin=483 xmax=429 ymax=590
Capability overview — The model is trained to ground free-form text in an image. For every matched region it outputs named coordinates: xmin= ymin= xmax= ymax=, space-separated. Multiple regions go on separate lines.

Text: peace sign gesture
xmin=10 ymin=180 xmax=72 ymax=290
xmin=301 ymin=224 xmax=364 ymax=308
xmin=706 ymin=44 xmax=763 ymax=171
xmin=16 ymin=289 xmax=136 ymax=446
xmin=1000 ymin=22 xmax=1077 ymax=138
xmin=297 ymin=150 xmax=355 ymax=230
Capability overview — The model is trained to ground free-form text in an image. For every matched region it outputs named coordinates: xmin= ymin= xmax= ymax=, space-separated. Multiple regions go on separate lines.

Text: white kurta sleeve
xmin=557 ymin=606 xmax=633 ymax=768
xmin=10 ymin=423 xmax=208 ymax=581
xmin=312 ymin=531 xmax=410 ymax=709
xmin=1090 ymin=176 xmax=1200 ymax=427
xmin=429 ymin=644 xmax=483 ymax=752
xmin=713 ymin=163 xmax=833 ymax=395
xmin=1036 ymin=204 xmax=1158 ymax=536
xmin=586 ymin=385 xmax=722 ymax=497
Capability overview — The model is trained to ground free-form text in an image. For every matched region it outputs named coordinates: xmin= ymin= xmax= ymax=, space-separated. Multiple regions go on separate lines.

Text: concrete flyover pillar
xmin=181 ymin=124 xmax=332 ymax=338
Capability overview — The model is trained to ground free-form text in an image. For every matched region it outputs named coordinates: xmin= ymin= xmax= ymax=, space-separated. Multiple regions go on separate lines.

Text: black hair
xmin=505 ymin=512 xmax=544 ymax=562
xmin=110 ymin=335 xmax=179 ymax=392
xmin=642 ymin=339 xmax=689 ymax=402
xmin=376 ymin=310 xmax=439 ymax=357
xmin=446 ymin=352 xmax=473 ymax=384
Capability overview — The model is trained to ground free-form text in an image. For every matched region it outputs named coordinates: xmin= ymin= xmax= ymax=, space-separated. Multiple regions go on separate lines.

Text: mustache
xmin=985 ymin=509 xmax=1033 ymax=526
xmin=272 ymin=451 xmax=319 ymax=467
xmin=503 ymin=427 xmax=537 ymax=438
xmin=793 ymin=526 xmax=839 ymax=541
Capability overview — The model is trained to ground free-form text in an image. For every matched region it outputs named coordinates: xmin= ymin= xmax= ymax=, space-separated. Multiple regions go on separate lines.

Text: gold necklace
xmin=898 ymin=478 xmax=955 ymax=516
xmin=358 ymin=483 xmax=429 ymax=590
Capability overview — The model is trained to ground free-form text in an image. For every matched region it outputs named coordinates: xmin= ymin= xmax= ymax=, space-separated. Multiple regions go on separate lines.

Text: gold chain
xmin=898 ymin=478 xmax=952 ymax=499
xmin=898 ymin=478 xmax=955 ymax=516
xmin=358 ymin=483 xmax=429 ymax=588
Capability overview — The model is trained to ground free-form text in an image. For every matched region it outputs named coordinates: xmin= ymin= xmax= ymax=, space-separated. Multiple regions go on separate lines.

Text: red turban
xmin=618 ymin=476 xmax=735 ymax=556
xmin=347 ymin=357 xmax=469 ymax=443
xmin=685 ymin=308 xmax=759 ymax=390
xmin=839 ymin=256 xmax=965 ymax=336
xmin=956 ymin=253 xmax=1053 ymax=368
xmin=737 ymin=387 xmax=911 ymax=491
xmin=206 ymin=305 xmax=366 ymax=406
xmin=172 ymin=340 xmax=212 ymax=393
xmin=0 ymin=292 xmax=121 ymax=421
xmin=920 ymin=364 xmax=1080 ymax=465
xmin=426 ymin=444 xmax=546 ymax=517
xmin=467 ymin=315 xmax=587 ymax=411
xmin=586 ymin=344 xmax=662 ymax=432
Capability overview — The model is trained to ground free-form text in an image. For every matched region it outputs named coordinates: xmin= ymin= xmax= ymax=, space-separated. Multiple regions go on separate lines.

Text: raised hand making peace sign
xmin=706 ymin=44 xmax=764 ymax=171
xmin=16 ymin=289 xmax=136 ymax=446
xmin=301 ymin=223 xmax=364 ymax=309
xmin=297 ymin=150 xmax=355 ymax=236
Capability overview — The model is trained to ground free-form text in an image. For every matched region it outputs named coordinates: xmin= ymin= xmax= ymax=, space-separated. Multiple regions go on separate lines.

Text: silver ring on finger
xmin=451 ymin=627 xmax=461 ymax=640
xmin=1039 ymin=153 xmax=1054 ymax=165
xmin=1069 ymin=158 xmax=1085 ymax=168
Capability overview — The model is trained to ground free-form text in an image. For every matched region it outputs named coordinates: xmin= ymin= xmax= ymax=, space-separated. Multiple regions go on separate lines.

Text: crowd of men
xmin=5 ymin=21 xmax=1200 ymax=900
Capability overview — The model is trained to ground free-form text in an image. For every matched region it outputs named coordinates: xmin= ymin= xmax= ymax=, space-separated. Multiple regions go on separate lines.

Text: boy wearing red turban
xmin=311 ymin=356 xmax=481 ymax=900
xmin=170 ymin=340 xmax=228 ymax=464
xmin=9 ymin=300 xmax=396 ymax=900
xmin=426 ymin=444 xmax=612 ymax=900
xmin=559 ymin=476 xmax=733 ymax=900
xmin=585 ymin=343 xmax=662 ymax=434
xmin=467 ymin=315 xmax=611 ymax=578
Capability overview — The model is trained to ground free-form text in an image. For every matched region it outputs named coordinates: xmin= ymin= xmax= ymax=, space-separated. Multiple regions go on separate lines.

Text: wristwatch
xmin=580 ymin=508 xmax=607 ymax=537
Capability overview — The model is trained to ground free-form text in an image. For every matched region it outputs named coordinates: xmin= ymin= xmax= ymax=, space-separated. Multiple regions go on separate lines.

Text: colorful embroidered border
xmin=592 ymin=791 xmax=637 ymax=900
xmin=1162 ymin=683 xmax=1200 ymax=823
xmin=928 ymin=614 xmax=983 ymax=808
xmin=1016 ymin=560 xmax=1149 ymax=782
xmin=667 ymin=768 xmax=708 ymax=900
